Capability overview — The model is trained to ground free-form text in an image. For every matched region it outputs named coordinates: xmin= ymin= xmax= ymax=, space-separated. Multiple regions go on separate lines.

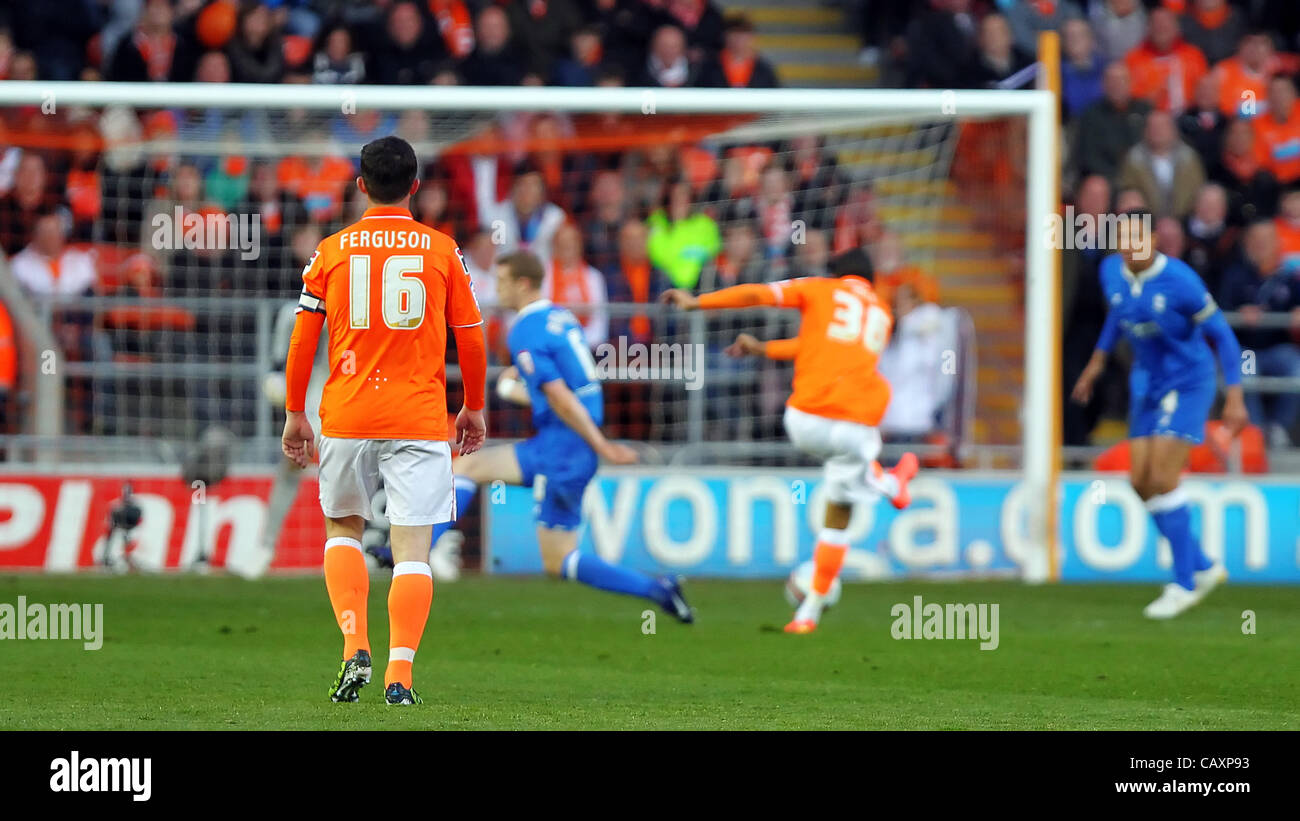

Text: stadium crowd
xmin=0 ymin=0 xmax=1297 ymax=454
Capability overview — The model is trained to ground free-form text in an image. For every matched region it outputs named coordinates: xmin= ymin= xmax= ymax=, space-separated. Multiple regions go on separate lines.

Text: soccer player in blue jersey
xmin=1072 ymin=211 xmax=1249 ymax=619
xmin=443 ymin=250 xmax=695 ymax=622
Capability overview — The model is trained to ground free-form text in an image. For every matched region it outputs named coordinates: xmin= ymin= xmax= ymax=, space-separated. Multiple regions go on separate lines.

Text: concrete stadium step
xmin=756 ymin=33 xmax=862 ymax=51
xmin=776 ymin=63 xmax=878 ymax=87
xmin=901 ymin=232 xmax=995 ymax=252
xmin=727 ymin=1 xmax=872 ymax=88
xmin=741 ymin=6 xmax=844 ymax=28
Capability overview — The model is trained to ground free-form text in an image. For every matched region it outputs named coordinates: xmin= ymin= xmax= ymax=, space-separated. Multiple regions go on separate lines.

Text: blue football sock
xmin=431 ymin=477 xmax=479 ymax=546
xmin=1147 ymin=488 xmax=1208 ymax=590
xmin=561 ymin=549 xmax=659 ymax=600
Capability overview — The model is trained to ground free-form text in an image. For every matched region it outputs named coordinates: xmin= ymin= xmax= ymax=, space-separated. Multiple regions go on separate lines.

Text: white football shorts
xmin=783 ymin=405 xmax=883 ymax=504
xmin=317 ymin=436 xmax=455 ymax=526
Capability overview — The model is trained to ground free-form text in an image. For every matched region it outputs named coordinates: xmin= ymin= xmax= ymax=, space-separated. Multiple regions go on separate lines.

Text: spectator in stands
xmin=1181 ymin=0 xmax=1247 ymax=65
xmin=701 ymin=220 xmax=767 ymax=291
xmin=1062 ymin=174 xmax=1115 ymax=446
xmin=311 ymin=24 xmax=365 ymax=84
xmin=1209 ymin=118 xmax=1281 ymax=225
xmin=552 ymin=24 xmax=605 ymax=87
xmin=1182 ymin=182 xmax=1237 ymax=296
xmin=582 ymin=169 xmax=629 ymax=275
xmin=1073 ymin=61 xmax=1152 ymax=180
xmin=664 ymin=0 xmax=725 ymax=61
xmin=1061 ymin=17 xmax=1106 ymax=120
xmin=478 ymin=164 xmax=567 ymax=259
xmin=754 ymin=162 xmax=794 ymax=260
xmin=789 ymin=135 xmax=846 ymax=231
xmin=413 ymin=175 xmax=460 ymax=239
xmin=832 ymin=183 xmax=881 ymax=254
xmin=877 ymin=274 xmax=954 ymax=442
xmin=850 ymin=0 xmax=913 ymax=72
xmin=903 ymin=0 xmax=977 ymax=90
xmin=0 ymin=153 xmax=60 ymax=256
xmin=1114 ymin=185 xmax=1148 ymax=213
xmin=10 ymin=212 xmax=99 ymax=431
xmin=1210 ymin=30 xmax=1275 ymax=118
xmin=640 ymin=24 xmax=699 ymax=88
xmin=459 ymin=4 xmax=525 ymax=86
xmin=1217 ymin=220 xmax=1300 ymax=446
xmin=544 ymin=222 xmax=609 ymax=347
xmin=592 ymin=0 xmax=662 ymax=81
xmin=4 ymin=0 xmax=103 ymax=81
xmin=1117 ymin=110 xmax=1206 ymax=219
xmin=227 ymin=2 xmax=284 ymax=84
xmin=1178 ymin=74 xmax=1228 ymax=167
xmin=460 ymin=229 xmax=498 ymax=311
xmin=1125 ymin=7 xmax=1208 ymax=114
xmin=700 ymin=14 xmax=778 ymax=89
xmin=1005 ymin=0 xmax=1081 ymax=58
xmin=605 ymin=220 xmax=667 ymax=340
xmin=792 ymin=227 xmax=831 ymax=278
xmin=372 ymin=1 xmax=445 ymax=85
xmin=106 ymin=0 xmax=177 ymax=82
xmin=504 ymin=0 xmax=583 ymax=81
xmin=276 ymin=221 xmax=322 ymax=297
xmin=1155 ymin=215 xmax=1186 ymax=258
xmin=1254 ymin=75 xmax=1300 ymax=186
xmin=646 ymin=179 xmax=720 ymax=290
xmin=1090 ymin=0 xmax=1147 ymax=61
xmin=1274 ymin=187 xmax=1300 ymax=272
xmin=10 ymin=211 xmax=96 ymax=298
xmin=966 ymin=12 xmax=1033 ymax=89
xmin=0 ymin=27 xmax=14 ymax=81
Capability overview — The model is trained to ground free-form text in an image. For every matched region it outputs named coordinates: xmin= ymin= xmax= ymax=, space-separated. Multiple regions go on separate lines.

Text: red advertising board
xmin=0 ymin=472 xmax=326 ymax=571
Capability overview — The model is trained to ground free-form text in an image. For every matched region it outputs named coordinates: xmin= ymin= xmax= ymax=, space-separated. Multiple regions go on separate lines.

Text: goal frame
xmin=0 ymin=81 xmax=1061 ymax=580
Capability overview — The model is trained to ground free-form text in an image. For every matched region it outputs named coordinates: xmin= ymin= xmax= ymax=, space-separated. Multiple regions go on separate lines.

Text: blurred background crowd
xmin=0 ymin=0 xmax=1297 ymax=465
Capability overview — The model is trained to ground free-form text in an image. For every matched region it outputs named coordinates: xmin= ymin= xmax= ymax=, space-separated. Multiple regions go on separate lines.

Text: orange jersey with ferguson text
xmin=297 ymin=206 xmax=482 ymax=439
xmin=769 ymin=275 xmax=893 ymax=426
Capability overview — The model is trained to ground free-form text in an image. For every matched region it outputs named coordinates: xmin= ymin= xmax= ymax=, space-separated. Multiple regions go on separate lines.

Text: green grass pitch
xmin=2 ymin=574 xmax=1296 ymax=730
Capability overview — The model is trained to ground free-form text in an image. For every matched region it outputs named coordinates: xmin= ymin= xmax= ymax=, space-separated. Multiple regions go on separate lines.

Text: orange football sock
xmin=323 ymin=537 xmax=370 ymax=659
xmin=385 ymin=561 xmax=434 ymax=688
xmin=811 ymin=533 xmax=849 ymax=595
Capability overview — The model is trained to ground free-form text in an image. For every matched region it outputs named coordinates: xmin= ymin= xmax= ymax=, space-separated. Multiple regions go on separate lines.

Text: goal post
xmin=0 ymin=81 xmax=1059 ymax=577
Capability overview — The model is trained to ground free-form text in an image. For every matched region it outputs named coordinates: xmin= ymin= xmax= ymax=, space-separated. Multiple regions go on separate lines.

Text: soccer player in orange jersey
xmin=281 ymin=137 xmax=488 ymax=705
xmin=662 ymin=249 xmax=918 ymax=634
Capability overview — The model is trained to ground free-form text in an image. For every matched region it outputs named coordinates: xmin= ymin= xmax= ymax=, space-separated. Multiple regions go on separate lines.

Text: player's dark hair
xmin=829 ymin=248 xmax=873 ymax=283
xmin=359 ymin=136 xmax=418 ymax=204
xmin=498 ymin=250 xmax=546 ymax=288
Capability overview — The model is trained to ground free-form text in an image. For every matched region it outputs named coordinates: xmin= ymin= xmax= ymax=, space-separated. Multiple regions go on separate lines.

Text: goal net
xmin=0 ymin=84 xmax=1056 ymax=576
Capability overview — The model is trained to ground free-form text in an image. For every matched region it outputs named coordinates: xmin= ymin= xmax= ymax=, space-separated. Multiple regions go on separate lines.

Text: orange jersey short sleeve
xmin=298 ymin=206 xmax=482 ymax=439
xmin=772 ymin=275 xmax=893 ymax=426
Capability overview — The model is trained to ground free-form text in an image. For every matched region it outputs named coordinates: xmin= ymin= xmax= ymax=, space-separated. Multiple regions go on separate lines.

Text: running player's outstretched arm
xmin=661 ymin=282 xmax=786 ymax=311
xmin=724 ymin=332 xmax=799 ymax=360
xmin=283 ymin=256 xmax=327 ymax=468
xmin=540 ymin=379 xmax=638 ymax=465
